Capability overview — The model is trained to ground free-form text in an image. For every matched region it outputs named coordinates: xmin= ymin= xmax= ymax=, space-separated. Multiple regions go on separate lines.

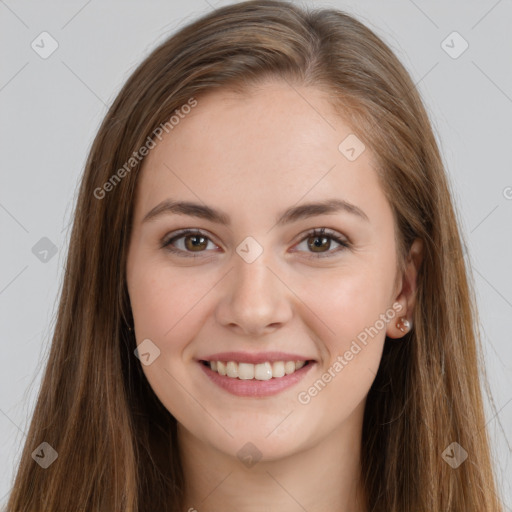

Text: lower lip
xmin=198 ymin=361 xmax=316 ymax=397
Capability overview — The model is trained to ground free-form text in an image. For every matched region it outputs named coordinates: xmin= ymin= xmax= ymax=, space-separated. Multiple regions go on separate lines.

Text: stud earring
xmin=396 ymin=317 xmax=411 ymax=333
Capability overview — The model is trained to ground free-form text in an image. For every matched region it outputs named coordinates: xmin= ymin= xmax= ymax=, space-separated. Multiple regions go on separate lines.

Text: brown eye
xmin=183 ymin=234 xmax=208 ymax=251
xmin=307 ymin=234 xmax=331 ymax=253
xmin=162 ymin=229 xmax=217 ymax=257
xmin=162 ymin=227 xmax=349 ymax=259
xmin=295 ymin=228 xmax=350 ymax=258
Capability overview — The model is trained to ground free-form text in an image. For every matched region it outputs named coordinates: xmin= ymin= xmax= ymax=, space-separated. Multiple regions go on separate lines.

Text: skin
xmin=126 ymin=80 xmax=423 ymax=512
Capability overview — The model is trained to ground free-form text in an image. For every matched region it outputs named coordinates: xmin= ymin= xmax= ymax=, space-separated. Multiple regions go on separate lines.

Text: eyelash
xmin=161 ymin=228 xmax=350 ymax=259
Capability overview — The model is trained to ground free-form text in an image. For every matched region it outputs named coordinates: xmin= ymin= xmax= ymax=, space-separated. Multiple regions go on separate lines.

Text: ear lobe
xmin=386 ymin=238 xmax=424 ymax=339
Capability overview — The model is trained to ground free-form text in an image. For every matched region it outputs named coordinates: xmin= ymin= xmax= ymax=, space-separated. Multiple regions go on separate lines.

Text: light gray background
xmin=1 ymin=0 xmax=511 ymax=508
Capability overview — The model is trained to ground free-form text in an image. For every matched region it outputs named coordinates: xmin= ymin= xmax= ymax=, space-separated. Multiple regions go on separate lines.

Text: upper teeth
xmin=208 ymin=360 xmax=307 ymax=380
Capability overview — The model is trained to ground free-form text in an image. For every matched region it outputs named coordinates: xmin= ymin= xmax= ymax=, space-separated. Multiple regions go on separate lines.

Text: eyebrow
xmin=142 ymin=197 xmax=369 ymax=226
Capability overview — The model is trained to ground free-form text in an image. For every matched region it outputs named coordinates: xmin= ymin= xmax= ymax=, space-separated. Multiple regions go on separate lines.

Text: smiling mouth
xmin=200 ymin=359 xmax=313 ymax=380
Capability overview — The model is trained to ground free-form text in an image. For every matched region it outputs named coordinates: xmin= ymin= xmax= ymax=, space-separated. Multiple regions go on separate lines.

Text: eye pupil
xmin=185 ymin=235 xmax=207 ymax=251
xmin=308 ymin=235 xmax=329 ymax=252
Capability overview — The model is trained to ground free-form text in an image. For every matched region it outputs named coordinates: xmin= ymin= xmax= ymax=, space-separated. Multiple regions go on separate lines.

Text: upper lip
xmin=198 ymin=351 xmax=316 ymax=364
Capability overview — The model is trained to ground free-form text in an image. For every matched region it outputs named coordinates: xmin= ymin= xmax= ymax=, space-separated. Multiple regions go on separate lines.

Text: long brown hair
xmin=5 ymin=1 xmax=504 ymax=510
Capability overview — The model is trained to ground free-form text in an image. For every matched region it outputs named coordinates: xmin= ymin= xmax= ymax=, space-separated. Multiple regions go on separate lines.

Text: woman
xmin=5 ymin=1 xmax=505 ymax=510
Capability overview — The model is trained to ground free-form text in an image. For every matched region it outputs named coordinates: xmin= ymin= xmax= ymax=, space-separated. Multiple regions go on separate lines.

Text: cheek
xmin=127 ymin=259 xmax=212 ymax=419
xmin=295 ymin=271 xmax=389 ymax=421
xmin=128 ymin=258 xmax=212 ymax=342
xmin=297 ymin=255 xmax=396 ymax=416
xmin=301 ymin=265 xmax=391 ymax=357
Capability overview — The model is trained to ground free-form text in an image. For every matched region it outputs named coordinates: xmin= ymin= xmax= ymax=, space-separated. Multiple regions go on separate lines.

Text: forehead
xmin=133 ymin=81 xmax=388 ymax=227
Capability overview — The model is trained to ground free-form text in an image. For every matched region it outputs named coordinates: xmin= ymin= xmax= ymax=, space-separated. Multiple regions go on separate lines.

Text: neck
xmin=177 ymin=401 xmax=368 ymax=512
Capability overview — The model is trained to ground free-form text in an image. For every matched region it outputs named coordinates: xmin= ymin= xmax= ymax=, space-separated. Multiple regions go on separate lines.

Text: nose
xmin=215 ymin=250 xmax=293 ymax=337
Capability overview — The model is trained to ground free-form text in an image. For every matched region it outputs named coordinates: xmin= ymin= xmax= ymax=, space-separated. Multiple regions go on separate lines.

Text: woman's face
xmin=126 ymin=80 xmax=412 ymax=461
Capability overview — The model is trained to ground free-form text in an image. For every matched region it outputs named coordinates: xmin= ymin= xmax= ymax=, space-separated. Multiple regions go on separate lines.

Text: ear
xmin=386 ymin=238 xmax=423 ymax=339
